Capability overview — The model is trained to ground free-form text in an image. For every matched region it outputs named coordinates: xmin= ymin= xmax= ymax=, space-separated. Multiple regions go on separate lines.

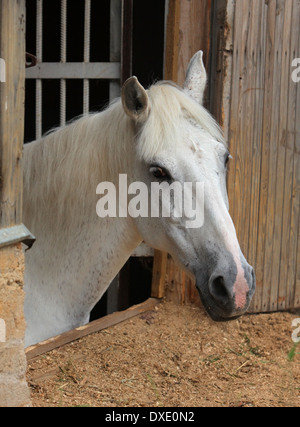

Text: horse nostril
xmin=209 ymin=275 xmax=232 ymax=305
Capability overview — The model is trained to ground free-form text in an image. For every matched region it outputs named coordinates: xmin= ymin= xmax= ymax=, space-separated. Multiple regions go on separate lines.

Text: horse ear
xmin=183 ymin=51 xmax=207 ymax=105
xmin=122 ymin=76 xmax=149 ymax=120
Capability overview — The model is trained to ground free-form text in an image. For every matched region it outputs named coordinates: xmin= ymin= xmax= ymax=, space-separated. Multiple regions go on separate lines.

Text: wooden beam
xmin=0 ymin=0 xmax=26 ymax=228
xmin=177 ymin=0 xmax=212 ymax=88
xmin=26 ymin=298 xmax=160 ymax=361
xmin=151 ymin=250 xmax=167 ymax=299
xmin=164 ymin=0 xmax=181 ymax=81
xmin=152 ymin=0 xmax=213 ymax=303
xmin=150 ymin=0 xmax=181 ymax=300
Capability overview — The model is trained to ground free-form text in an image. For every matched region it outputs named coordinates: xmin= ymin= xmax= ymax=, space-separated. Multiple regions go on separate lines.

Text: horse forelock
xmin=136 ymin=81 xmax=226 ymax=162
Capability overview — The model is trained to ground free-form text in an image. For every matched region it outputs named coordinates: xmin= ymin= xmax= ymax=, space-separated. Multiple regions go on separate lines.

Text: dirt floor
xmin=27 ymin=300 xmax=300 ymax=407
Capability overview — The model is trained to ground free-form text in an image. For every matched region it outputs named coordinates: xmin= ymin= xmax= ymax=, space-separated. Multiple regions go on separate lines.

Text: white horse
xmin=23 ymin=52 xmax=255 ymax=347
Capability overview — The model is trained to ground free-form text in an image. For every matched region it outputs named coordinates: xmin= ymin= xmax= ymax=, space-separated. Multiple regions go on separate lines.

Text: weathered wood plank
xmin=0 ymin=0 xmax=26 ymax=228
xmin=227 ymin=0 xmax=244 ymax=227
xmin=233 ymin=1 xmax=252 ymax=255
xmin=238 ymin=1 xmax=255 ymax=258
xmin=26 ymin=298 xmax=160 ymax=361
xmin=263 ymin=0 xmax=285 ymax=312
xmin=177 ymin=0 xmax=211 ymax=91
xmin=247 ymin=0 xmax=267 ymax=312
xmin=275 ymin=0 xmax=294 ymax=310
xmin=291 ymin=0 xmax=300 ymax=309
xmin=255 ymin=0 xmax=276 ymax=312
xmin=151 ymin=250 xmax=167 ymax=299
xmin=164 ymin=0 xmax=181 ymax=82
xmin=240 ymin=1 xmax=252 ymax=259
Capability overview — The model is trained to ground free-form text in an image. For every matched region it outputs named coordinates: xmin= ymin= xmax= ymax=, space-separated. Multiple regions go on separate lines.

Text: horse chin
xmin=203 ymin=308 xmax=241 ymax=323
xmin=195 ymin=280 xmax=244 ymax=322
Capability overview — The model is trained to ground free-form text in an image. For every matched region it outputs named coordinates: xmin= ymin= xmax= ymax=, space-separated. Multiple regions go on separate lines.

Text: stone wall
xmin=0 ymin=244 xmax=31 ymax=407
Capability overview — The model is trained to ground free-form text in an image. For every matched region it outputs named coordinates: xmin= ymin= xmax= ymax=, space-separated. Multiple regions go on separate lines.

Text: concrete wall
xmin=0 ymin=244 xmax=31 ymax=407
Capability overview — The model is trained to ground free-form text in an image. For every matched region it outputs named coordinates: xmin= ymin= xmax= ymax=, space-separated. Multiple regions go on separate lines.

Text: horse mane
xmin=23 ymin=81 xmax=224 ymax=234
xmin=23 ymin=99 xmax=132 ymax=232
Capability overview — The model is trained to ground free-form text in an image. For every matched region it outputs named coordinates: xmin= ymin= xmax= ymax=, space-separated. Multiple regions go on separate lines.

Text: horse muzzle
xmin=195 ymin=262 xmax=256 ymax=321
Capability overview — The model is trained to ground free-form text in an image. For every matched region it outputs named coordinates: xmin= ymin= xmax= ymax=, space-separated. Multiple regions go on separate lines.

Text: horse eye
xmin=150 ymin=166 xmax=171 ymax=181
xmin=225 ymin=153 xmax=232 ymax=167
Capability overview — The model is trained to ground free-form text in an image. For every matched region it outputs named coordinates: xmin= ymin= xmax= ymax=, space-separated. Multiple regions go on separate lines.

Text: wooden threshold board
xmin=26 ymin=298 xmax=160 ymax=361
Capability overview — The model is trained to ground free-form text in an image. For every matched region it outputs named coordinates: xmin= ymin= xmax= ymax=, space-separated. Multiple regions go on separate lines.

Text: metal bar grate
xmin=109 ymin=0 xmax=122 ymax=101
xmin=83 ymin=0 xmax=91 ymax=115
xmin=29 ymin=0 xmax=123 ymax=139
xmin=60 ymin=0 xmax=67 ymax=126
xmin=26 ymin=63 xmax=120 ymax=79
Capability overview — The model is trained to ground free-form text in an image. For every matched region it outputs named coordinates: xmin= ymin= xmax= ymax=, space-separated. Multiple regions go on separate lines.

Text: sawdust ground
xmin=27 ymin=300 xmax=300 ymax=407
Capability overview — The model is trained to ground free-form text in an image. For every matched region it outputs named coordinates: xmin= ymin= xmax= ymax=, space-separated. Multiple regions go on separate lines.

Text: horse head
xmin=121 ymin=51 xmax=256 ymax=321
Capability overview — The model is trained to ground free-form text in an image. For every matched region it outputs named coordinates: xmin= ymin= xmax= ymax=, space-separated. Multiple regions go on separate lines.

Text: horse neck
xmin=67 ymin=215 xmax=142 ymax=308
